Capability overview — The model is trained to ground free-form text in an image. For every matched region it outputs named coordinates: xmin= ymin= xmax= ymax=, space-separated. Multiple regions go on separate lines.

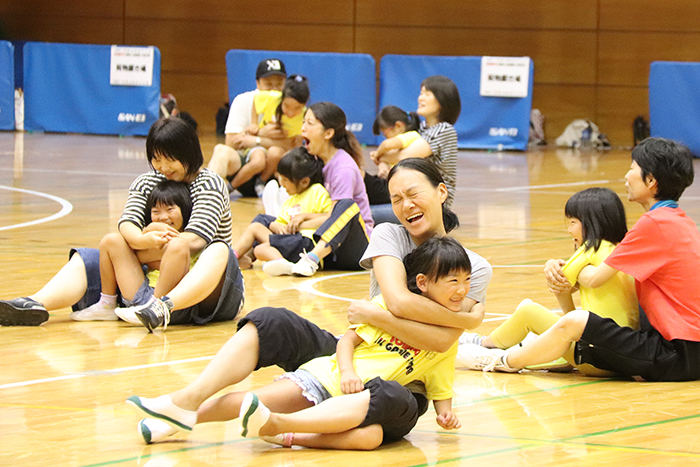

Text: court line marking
xmin=0 ymin=185 xmax=73 ymax=231
xmin=0 ymin=355 xmax=214 ymax=390
xmin=73 ymin=379 xmax=700 ymax=466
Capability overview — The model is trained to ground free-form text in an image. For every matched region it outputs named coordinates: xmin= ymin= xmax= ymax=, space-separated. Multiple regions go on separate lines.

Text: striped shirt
xmin=119 ymin=168 xmax=232 ymax=245
xmin=420 ymin=121 xmax=458 ymax=208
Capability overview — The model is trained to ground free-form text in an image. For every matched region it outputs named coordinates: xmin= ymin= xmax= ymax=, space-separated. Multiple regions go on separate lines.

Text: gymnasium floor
xmin=2 ymin=131 xmax=700 ymax=466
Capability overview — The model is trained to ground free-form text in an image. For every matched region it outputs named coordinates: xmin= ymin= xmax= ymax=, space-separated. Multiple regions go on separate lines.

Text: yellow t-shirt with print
xmin=300 ymin=295 xmax=457 ymax=401
xmin=275 ymin=183 xmax=331 ymax=239
xmin=563 ymin=240 xmax=639 ymax=329
xmin=254 ymin=90 xmax=305 ymax=137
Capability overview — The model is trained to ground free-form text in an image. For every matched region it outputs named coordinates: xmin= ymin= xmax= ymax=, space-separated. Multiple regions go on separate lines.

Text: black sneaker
xmin=135 ymin=298 xmax=171 ymax=332
xmin=0 ymin=297 xmax=49 ymax=326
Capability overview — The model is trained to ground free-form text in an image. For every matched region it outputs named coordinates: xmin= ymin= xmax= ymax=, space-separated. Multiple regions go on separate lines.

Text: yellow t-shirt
xmin=397 ymin=130 xmax=421 ymax=149
xmin=563 ymin=240 xmax=639 ymax=329
xmin=300 ymin=295 xmax=457 ymax=401
xmin=254 ymin=90 xmax=305 ymax=137
xmin=146 ymin=251 xmax=201 ymax=288
xmin=275 ymin=183 xmax=331 ymax=239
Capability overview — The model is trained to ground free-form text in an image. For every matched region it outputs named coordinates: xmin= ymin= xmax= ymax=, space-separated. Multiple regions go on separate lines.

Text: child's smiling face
xmin=566 ymin=216 xmax=583 ymax=250
xmin=418 ymin=270 xmax=471 ymax=313
xmin=151 ymin=202 xmax=184 ymax=231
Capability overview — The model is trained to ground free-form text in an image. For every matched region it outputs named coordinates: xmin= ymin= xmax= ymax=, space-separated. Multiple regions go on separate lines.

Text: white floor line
xmin=0 ymin=355 xmax=214 ymax=390
xmin=0 ymin=185 xmax=73 ymax=231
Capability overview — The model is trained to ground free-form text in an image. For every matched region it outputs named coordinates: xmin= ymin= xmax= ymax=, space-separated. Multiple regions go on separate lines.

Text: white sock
xmin=99 ymin=293 xmax=117 ymax=308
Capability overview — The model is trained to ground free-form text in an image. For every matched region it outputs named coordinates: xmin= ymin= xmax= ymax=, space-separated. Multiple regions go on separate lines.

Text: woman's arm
xmin=347 ymin=299 xmax=462 ymax=353
xmin=576 ymin=263 xmax=619 ymax=289
xmin=373 ymin=255 xmax=482 ymax=328
xmin=336 ymin=330 xmax=365 ymax=394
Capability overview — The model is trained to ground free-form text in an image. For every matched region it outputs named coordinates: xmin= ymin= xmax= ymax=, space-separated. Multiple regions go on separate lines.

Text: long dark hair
xmin=564 ymin=187 xmax=627 ymax=251
xmin=274 ymin=74 xmax=310 ymax=125
xmin=387 ymin=158 xmax=459 ymax=233
xmin=276 ymin=147 xmax=324 ymax=188
xmin=145 ymin=180 xmax=193 ymax=232
xmin=306 ymin=102 xmax=364 ymax=169
xmin=146 ymin=118 xmax=203 ymax=178
xmin=405 ymin=236 xmax=471 ymax=295
xmin=421 ymin=75 xmax=461 ymax=125
xmin=373 ymin=105 xmax=421 ymax=135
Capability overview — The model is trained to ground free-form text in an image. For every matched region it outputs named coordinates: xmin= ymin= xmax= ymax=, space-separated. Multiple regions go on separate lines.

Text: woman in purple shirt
xmin=263 ymin=102 xmax=374 ymax=277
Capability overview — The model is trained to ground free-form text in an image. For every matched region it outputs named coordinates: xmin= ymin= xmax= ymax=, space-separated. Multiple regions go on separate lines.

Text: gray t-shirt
xmin=360 ymin=223 xmax=492 ymax=303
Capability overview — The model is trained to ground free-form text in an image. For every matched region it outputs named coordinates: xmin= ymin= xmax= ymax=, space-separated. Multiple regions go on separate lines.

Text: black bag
xmin=216 ymin=103 xmax=230 ymax=136
xmin=633 ymin=115 xmax=650 ymax=146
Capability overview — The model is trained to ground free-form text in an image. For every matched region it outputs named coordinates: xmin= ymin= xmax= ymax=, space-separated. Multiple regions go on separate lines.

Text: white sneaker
xmin=456 ymin=343 xmax=494 ymax=370
xmin=458 ymin=332 xmax=483 ymax=346
xmin=70 ymin=302 xmax=118 ymax=321
xmin=291 ymin=251 xmax=319 ymax=277
xmin=480 ymin=349 xmax=520 ymax=373
xmin=263 ymin=258 xmax=295 ymax=277
xmin=138 ymin=418 xmax=178 ymax=444
xmin=239 ymin=392 xmax=270 ymax=438
xmin=115 ymin=304 xmax=145 ymax=325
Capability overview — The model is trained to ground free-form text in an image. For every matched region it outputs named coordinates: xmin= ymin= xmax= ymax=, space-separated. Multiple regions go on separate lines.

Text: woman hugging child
xmin=73 ymin=180 xmax=195 ymax=330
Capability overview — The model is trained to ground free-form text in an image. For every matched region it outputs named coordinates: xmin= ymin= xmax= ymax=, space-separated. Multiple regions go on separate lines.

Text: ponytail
xmin=308 ymin=102 xmax=364 ymax=170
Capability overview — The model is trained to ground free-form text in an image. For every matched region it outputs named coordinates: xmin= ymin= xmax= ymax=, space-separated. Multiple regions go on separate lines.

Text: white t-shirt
xmin=359 ymin=223 xmax=492 ymax=304
xmin=225 ymin=90 xmax=256 ymax=135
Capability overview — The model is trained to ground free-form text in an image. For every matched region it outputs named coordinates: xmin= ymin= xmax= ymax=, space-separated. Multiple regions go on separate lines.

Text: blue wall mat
xmin=0 ymin=41 xmax=14 ymax=130
xmin=24 ymin=42 xmax=160 ymax=136
xmin=226 ymin=50 xmax=376 ymax=145
xmin=650 ymin=61 xmax=700 ymax=157
xmin=379 ymin=55 xmax=533 ymax=150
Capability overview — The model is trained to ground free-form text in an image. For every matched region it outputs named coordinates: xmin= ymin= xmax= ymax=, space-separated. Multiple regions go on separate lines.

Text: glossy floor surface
xmin=2 ymin=132 xmax=700 ymax=466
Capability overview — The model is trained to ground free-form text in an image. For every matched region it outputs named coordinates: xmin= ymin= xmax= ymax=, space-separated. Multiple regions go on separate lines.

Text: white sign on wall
xmin=110 ymin=46 xmax=154 ymax=87
xmin=480 ymin=56 xmax=531 ymax=98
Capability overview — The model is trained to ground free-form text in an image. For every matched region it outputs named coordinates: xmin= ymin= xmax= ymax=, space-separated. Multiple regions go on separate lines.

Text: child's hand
xmin=340 ymin=371 xmax=364 ymax=394
xmin=544 ymin=259 xmax=568 ymax=292
xmin=436 ymin=411 xmax=461 ymax=430
xmin=370 ymin=150 xmax=382 ymax=165
xmin=269 ymin=222 xmax=286 ymax=235
xmin=245 ymin=124 xmax=259 ymax=136
xmin=286 ymin=214 xmax=308 ymax=234
xmin=142 ymin=230 xmax=173 ymax=249
xmin=377 ymin=162 xmax=391 ymax=179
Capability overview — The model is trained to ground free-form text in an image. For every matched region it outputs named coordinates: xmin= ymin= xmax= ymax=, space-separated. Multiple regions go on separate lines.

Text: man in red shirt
xmin=482 ymin=137 xmax=700 ymax=381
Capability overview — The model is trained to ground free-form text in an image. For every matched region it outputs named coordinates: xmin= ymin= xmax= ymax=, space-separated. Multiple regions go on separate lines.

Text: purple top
xmin=322 ymin=149 xmax=374 ymax=236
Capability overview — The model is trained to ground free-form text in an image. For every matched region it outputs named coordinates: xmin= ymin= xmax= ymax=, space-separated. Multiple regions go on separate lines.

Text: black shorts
xmin=237 ymin=307 xmax=339 ymax=372
xmin=269 ymin=234 xmax=315 ymax=263
xmin=170 ymin=243 xmax=245 ymax=325
xmin=576 ymin=313 xmax=700 ymax=381
xmin=358 ymin=377 xmax=429 ymax=444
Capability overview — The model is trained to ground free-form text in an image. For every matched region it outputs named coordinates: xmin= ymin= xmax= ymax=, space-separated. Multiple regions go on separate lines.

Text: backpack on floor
xmin=555 ymin=119 xmax=611 ymax=149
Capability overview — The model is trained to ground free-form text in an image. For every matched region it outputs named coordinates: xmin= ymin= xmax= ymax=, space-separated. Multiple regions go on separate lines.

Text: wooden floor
xmin=2 ymin=131 xmax=700 ymax=466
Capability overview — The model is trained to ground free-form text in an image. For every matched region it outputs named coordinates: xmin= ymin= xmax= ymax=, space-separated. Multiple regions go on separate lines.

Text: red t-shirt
xmin=605 ymin=207 xmax=700 ymax=341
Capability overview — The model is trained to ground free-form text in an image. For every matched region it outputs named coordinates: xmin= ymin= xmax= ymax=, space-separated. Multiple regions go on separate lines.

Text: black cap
xmin=256 ymin=59 xmax=287 ymax=80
